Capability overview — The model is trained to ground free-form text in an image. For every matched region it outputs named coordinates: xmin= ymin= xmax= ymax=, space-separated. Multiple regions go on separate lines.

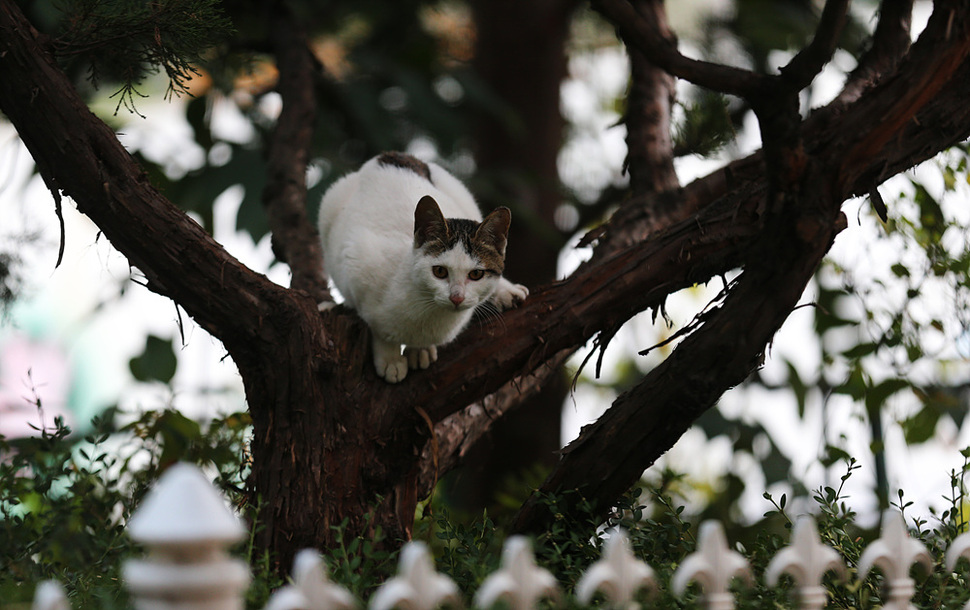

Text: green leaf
xmin=900 ymin=407 xmax=940 ymax=444
xmin=864 ymin=378 xmax=911 ymax=415
xmin=914 ymin=182 xmax=946 ymax=238
xmin=890 ymin=263 xmax=910 ymax=278
xmin=129 ymin=335 xmax=178 ymax=383
xmin=787 ymin=361 xmax=809 ymax=418
xmin=842 ymin=342 xmax=878 ymax=360
xmin=155 ymin=410 xmax=201 ymax=466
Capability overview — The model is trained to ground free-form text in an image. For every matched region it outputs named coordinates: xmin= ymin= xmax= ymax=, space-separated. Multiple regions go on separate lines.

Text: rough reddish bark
xmin=2 ymin=0 xmax=970 ymax=570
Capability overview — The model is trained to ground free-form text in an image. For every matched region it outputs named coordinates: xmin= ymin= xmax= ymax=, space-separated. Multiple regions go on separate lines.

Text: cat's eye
xmin=468 ymin=269 xmax=485 ymax=281
xmin=432 ymin=266 xmax=449 ymax=279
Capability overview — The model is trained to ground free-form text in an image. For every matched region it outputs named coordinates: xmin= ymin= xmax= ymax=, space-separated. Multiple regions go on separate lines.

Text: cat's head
xmin=413 ymin=195 xmax=510 ymax=311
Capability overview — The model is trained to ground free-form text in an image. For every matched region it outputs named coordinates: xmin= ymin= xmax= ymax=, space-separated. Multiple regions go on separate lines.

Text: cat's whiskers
xmin=473 ymin=300 xmax=507 ymax=332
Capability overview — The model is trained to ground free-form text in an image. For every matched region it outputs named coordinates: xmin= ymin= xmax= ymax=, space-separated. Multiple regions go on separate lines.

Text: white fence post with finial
xmin=369 ymin=541 xmax=460 ymax=610
xmin=672 ymin=520 xmax=752 ymax=610
xmin=264 ymin=549 xmax=356 ymax=610
xmin=122 ymin=462 xmax=251 ymax=610
xmin=858 ymin=510 xmax=932 ymax=610
xmin=576 ymin=529 xmax=656 ymax=610
xmin=765 ymin=516 xmax=845 ymax=610
xmin=475 ymin=536 xmax=559 ymax=610
xmin=946 ymin=530 xmax=970 ymax=610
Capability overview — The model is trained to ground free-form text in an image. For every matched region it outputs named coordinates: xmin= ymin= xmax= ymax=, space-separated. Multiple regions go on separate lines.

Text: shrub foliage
xmin=5 ymin=412 xmax=970 ymax=609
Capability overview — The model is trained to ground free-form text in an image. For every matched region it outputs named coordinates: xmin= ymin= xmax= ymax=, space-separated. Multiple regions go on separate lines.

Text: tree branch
xmin=834 ymin=0 xmax=914 ymax=106
xmin=0 ymin=2 xmax=287 ymax=349
xmin=512 ymin=195 xmax=842 ymax=534
xmin=262 ymin=2 xmax=331 ymax=303
xmin=509 ymin=0 xmax=970 ymax=534
xmin=836 ymin=0 xmax=970 ymax=194
xmin=587 ymin=0 xmax=966 ymax=260
xmin=623 ymin=0 xmax=679 ymax=201
xmin=779 ymin=0 xmax=850 ymax=90
xmin=415 ymin=348 xmax=574 ymax=497
xmin=594 ymin=0 xmax=770 ymax=100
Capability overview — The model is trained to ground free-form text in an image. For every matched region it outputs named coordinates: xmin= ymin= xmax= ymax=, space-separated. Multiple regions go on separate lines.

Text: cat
xmin=317 ymin=152 xmax=529 ymax=383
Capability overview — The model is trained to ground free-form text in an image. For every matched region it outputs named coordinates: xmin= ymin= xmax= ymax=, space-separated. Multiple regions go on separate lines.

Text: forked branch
xmin=594 ymin=0 xmax=769 ymax=100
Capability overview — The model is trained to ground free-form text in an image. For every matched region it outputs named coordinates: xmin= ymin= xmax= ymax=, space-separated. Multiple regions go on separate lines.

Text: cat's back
xmin=319 ymin=153 xmax=479 ymax=245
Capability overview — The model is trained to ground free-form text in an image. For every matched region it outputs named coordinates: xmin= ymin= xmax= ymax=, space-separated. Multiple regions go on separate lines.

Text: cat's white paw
xmin=405 ymin=345 xmax=438 ymax=370
xmin=318 ymin=301 xmax=337 ymax=312
xmin=491 ymin=278 xmax=529 ymax=311
xmin=375 ymin=353 xmax=408 ymax=383
xmin=373 ymin=339 xmax=408 ymax=383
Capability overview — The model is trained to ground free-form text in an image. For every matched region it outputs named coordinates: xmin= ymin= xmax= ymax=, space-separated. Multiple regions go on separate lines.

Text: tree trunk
xmin=443 ymin=0 xmax=575 ymax=511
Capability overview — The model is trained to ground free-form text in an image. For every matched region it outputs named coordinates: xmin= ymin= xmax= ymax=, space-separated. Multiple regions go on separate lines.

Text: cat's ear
xmin=414 ymin=196 xmax=448 ymax=247
xmin=475 ymin=206 xmax=511 ymax=255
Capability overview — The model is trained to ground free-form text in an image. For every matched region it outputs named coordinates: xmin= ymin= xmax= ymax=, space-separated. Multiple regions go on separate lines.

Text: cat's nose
xmin=450 ymin=294 xmax=464 ymax=307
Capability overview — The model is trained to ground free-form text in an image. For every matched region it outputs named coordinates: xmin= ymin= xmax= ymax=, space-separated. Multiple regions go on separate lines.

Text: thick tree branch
xmin=262 ymin=3 xmax=331 ymax=303
xmin=587 ymin=0 xmax=967 ymax=260
xmin=836 ymin=0 xmax=970 ymax=193
xmin=0 ymin=2 xmax=287 ymax=348
xmin=512 ymin=191 xmax=842 ymax=534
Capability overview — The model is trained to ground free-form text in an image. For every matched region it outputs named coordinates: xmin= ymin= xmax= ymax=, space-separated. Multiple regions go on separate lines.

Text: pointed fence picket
xmin=27 ymin=463 xmax=970 ymax=609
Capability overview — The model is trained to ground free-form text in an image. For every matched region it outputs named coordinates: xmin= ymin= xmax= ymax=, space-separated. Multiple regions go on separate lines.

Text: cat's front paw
xmin=375 ymin=353 xmax=408 ymax=383
xmin=373 ymin=340 xmax=408 ymax=383
xmin=491 ymin=278 xmax=529 ymax=311
xmin=405 ymin=345 xmax=438 ymax=370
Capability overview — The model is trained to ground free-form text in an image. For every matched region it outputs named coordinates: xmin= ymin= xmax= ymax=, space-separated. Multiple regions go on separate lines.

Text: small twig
xmin=53 ymin=190 xmax=65 ymax=268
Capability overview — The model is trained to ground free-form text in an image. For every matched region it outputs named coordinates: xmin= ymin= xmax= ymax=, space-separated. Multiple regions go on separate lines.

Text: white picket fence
xmin=28 ymin=463 xmax=970 ymax=610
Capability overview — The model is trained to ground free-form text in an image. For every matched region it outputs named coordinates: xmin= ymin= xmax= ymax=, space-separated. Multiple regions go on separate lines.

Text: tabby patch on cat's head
xmin=413 ymin=196 xmax=509 ymax=275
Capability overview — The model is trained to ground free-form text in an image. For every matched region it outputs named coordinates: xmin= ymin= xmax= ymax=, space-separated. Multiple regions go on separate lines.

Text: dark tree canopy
xmin=1 ymin=0 xmax=970 ymax=572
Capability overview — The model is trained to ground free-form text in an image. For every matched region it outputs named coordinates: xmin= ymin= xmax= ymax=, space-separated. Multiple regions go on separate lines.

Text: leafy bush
xmin=0 ymin=407 xmax=252 ymax=608
xmin=0 ymin=414 xmax=135 ymax=608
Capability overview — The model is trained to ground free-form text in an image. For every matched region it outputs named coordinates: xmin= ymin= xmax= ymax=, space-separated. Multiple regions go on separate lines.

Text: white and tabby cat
xmin=318 ymin=152 xmax=529 ymax=383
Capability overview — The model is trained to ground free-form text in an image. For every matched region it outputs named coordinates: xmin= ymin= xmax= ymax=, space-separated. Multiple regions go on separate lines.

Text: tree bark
xmin=624 ymin=0 xmax=679 ymax=199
